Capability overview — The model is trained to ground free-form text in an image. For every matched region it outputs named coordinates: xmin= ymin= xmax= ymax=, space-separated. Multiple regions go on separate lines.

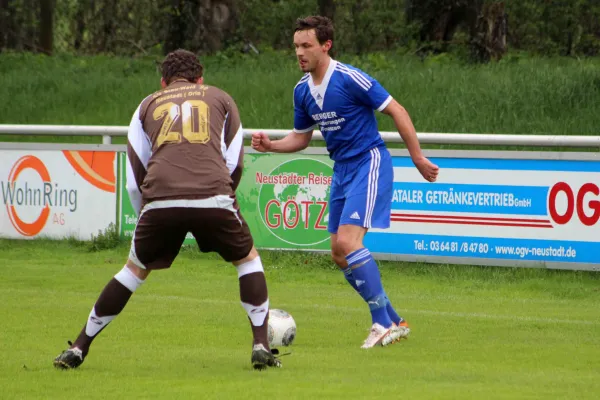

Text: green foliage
xmin=237 ymin=0 xmax=318 ymax=50
xmin=505 ymin=0 xmax=600 ymax=56
xmin=3 ymin=0 xmax=600 ymax=57
xmin=88 ymin=223 xmax=123 ymax=252
xmin=1 ymin=52 xmax=599 ymax=143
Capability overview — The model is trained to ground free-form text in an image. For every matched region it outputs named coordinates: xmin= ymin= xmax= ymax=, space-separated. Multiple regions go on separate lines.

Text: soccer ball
xmin=268 ymin=309 xmax=296 ymax=348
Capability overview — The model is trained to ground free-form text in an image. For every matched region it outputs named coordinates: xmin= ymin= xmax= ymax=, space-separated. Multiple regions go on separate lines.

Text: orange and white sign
xmin=1 ymin=150 xmax=117 ymax=240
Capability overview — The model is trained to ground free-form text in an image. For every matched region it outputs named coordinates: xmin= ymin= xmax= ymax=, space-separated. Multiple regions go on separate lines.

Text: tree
xmin=164 ymin=0 xmax=188 ymax=54
xmin=194 ymin=0 xmax=238 ymax=53
xmin=318 ymin=0 xmax=335 ymax=21
xmin=73 ymin=2 xmax=86 ymax=51
xmin=0 ymin=0 xmax=8 ymax=52
xmin=39 ymin=0 xmax=54 ymax=55
xmin=471 ymin=2 xmax=507 ymax=62
xmin=408 ymin=0 xmax=507 ymax=62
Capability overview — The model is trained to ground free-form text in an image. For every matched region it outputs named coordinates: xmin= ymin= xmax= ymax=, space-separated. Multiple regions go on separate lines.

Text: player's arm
xmin=126 ymin=104 xmax=152 ymax=216
xmin=252 ymin=129 xmax=313 ymax=153
xmin=345 ymin=68 xmax=424 ymax=159
xmin=347 ymin=70 xmax=439 ymax=182
xmin=381 ymin=99 xmax=424 ymax=161
xmin=252 ymin=86 xmax=314 ymax=153
xmin=381 ymin=99 xmax=439 ymax=182
xmin=223 ymin=98 xmax=244 ymax=191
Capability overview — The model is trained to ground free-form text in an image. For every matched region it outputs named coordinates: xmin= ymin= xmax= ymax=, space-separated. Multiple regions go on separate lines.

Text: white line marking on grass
xmin=137 ymin=294 xmax=599 ymax=326
xmin=5 ymin=288 xmax=599 ymax=326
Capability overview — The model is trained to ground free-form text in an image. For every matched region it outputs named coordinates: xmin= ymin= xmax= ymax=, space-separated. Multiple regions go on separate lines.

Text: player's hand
xmin=413 ymin=156 xmax=439 ymax=182
xmin=251 ymin=132 xmax=272 ymax=153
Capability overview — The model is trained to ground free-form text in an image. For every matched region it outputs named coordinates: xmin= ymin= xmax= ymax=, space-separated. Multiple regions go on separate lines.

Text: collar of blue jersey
xmin=309 ymin=59 xmax=337 ymax=109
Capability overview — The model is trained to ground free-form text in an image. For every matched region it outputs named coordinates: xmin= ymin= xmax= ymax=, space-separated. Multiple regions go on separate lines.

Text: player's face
xmin=293 ymin=29 xmax=331 ymax=73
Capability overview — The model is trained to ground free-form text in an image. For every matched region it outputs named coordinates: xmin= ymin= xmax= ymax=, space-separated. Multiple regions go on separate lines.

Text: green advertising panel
xmin=117 ymin=153 xmax=139 ymax=241
xmin=118 ymin=152 xmax=333 ymax=250
xmin=238 ymin=153 xmax=333 ymax=249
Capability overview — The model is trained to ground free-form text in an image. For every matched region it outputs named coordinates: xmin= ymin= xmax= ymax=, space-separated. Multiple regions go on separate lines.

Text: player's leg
xmin=231 ymin=247 xmax=281 ymax=370
xmin=335 ymin=224 xmax=395 ymax=348
xmin=331 ymin=233 xmax=358 ymax=290
xmin=54 ymin=207 xmax=187 ymax=369
xmin=191 ymin=204 xmax=280 ymax=369
xmin=53 ymin=261 xmax=149 ymax=370
xmin=359 ymin=147 xmax=410 ymax=341
xmin=336 ymin=147 xmax=408 ymax=347
xmin=328 ymin=166 xmax=363 ymax=292
xmin=232 ymin=247 xmax=269 ymax=348
xmin=332 ymin=232 xmax=404 ymax=328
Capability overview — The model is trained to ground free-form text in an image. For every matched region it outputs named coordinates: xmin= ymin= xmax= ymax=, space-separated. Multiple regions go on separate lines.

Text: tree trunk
xmin=5 ymin=0 xmax=17 ymax=49
xmin=318 ymin=0 xmax=335 ymax=22
xmin=100 ymin=0 xmax=117 ymax=52
xmin=164 ymin=0 xmax=186 ymax=54
xmin=23 ymin=0 xmax=37 ymax=51
xmin=192 ymin=0 xmax=238 ymax=53
xmin=0 ymin=0 xmax=8 ymax=52
xmin=405 ymin=0 xmax=416 ymax=25
xmin=409 ymin=0 xmax=506 ymax=62
xmin=39 ymin=0 xmax=54 ymax=55
xmin=351 ymin=0 xmax=368 ymax=54
xmin=73 ymin=2 xmax=86 ymax=51
xmin=470 ymin=2 xmax=507 ymax=62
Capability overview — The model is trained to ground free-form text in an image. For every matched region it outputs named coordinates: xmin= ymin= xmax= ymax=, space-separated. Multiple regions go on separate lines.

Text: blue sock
xmin=346 ymin=248 xmax=393 ymax=328
xmin=343 ymin=267 xmax=402 ymax=324
xmin=384 ymin=292 xmax=404 ymax=325
xmin=343 ymin=261 xmax=403 ymax=325
xmin=341 ymin=267 xmax=359 ymax=292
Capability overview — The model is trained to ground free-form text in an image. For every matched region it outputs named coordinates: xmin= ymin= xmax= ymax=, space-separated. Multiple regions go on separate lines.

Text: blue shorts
xmin=328 ymin=146 xmax=393 ymax=234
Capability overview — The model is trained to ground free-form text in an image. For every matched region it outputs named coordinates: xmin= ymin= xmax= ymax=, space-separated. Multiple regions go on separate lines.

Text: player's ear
xmin=160 ymin=78 xmax=167 ymax=89
xmin=323 ymin=40 xmax=332 ymax=53
xmin=196 ymin=77 xmax=204 ymax=85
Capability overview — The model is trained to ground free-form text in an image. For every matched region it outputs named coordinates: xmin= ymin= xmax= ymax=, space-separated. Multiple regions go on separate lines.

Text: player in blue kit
xmin=252 ymin=16 xmax=439 ymax=348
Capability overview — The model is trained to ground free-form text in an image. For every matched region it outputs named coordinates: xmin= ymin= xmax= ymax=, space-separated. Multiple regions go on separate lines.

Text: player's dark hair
xmin=160 ymin=49 xmax=204 ymax=85
xmin=295 ymin=16 xmax=334 ymax=46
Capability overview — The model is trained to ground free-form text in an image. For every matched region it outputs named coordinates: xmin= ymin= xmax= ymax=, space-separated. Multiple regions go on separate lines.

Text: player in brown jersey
xmin=53 ymin=49 xmax=281 ymax=371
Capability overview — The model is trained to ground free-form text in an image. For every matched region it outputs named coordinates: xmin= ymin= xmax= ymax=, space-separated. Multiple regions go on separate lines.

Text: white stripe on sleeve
xmin=377 ymin=95 xmax=393 ymax=112
xmin=225 ymin=122 xmax=244 ymax=174
xmin=126 ymin=104 xmax=152 ymax=216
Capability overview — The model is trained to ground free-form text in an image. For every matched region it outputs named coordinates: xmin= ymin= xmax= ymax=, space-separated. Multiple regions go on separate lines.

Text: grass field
xmin=1 ymin=239 xmax=599 ymax=399
xmin=1 ymin=52 xmax=600 ymax=144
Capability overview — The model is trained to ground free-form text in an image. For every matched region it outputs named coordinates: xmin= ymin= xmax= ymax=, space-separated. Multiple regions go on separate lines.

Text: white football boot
xmin=361 ymin=323 xmax=392 ymax=349
xmin=384 ymin=321 xmax=411 ymax=345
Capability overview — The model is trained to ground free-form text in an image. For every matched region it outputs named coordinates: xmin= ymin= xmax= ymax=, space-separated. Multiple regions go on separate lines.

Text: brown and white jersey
xmin=125 ymin=80 xmax=244 ymax=215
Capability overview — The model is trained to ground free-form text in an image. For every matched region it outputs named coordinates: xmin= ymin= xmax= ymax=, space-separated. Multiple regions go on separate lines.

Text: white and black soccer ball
xmin=268 ymin=309 xmax=296 ymax=348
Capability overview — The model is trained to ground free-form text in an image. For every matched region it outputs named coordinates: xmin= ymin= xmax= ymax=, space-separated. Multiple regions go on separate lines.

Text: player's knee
xmin=235 ymin=254 xmax=265 ymax=278
xmin=126 ymin=259 xmax=150 ymax=280
xmin=335 ymin=234 xmax=362 ymax=257
xmin=330 ymin=247 xmax=346 ymax=267
xmin=232 ymin=246 xmax=259 ymax=267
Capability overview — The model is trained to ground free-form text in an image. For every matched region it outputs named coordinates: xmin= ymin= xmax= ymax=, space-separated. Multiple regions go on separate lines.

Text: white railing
xmin=0 ymin=124 xmax=599 ymax=147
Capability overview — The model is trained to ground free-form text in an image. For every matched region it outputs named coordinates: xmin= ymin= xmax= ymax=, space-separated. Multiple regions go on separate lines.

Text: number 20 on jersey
xmin=153 ymin=100 xmax=210 ymax=147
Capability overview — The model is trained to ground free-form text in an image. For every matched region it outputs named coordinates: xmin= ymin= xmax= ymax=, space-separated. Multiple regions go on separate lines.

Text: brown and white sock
xmin=72 ymin=266 xmax=144 ymax=356
xmin=237 ymin=257 xmax=270 ymax=348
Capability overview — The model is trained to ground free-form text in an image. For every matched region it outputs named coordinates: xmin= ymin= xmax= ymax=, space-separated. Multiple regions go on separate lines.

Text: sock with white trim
xmin=346 ymin=248 xmax=393 ymax=329
xmin=72 ymin=266 xmax=144 ymax=355
xmin=384 ymin=293 xmax=404 ymax=326
xmin=237 ymin=257 xmax=270 ymax=347
xmin=342 ymin=266 xmax=403 ymax=325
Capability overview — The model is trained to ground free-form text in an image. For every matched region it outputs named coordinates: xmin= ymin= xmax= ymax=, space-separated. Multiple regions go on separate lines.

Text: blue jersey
xmin=293 ymin=60 xmax=392 ymax=162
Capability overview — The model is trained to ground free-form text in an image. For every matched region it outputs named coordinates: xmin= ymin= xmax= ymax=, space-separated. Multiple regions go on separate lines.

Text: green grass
xmin=1 ymin=239 xmax=599 ymax=399
xmin=1 ymin=52 xmax=600 ymax=145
